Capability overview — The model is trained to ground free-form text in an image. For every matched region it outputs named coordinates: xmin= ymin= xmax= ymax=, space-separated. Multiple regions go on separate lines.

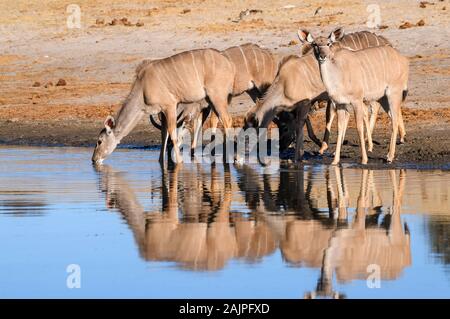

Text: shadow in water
xmin=94 ymin=164 xmax=412 ymax=298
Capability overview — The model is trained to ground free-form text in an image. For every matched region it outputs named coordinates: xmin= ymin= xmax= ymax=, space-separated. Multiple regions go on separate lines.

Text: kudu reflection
xmin=95 ymin=164 xmax=410 ymax=296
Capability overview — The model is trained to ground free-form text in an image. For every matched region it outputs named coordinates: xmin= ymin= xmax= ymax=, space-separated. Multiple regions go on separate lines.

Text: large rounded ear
xmin=329 ymin=27 xmax=345 ymax=43
xmin=297 ymin=29 xmax=314 ymax=44
xmin=104 ymin=115 xmax=116 ymax=130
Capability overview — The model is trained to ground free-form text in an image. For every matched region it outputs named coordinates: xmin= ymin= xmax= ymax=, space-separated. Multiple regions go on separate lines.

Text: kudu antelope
xmin=304 ymin=28 xmax=409 ymax=164
xmin=299 ymin=30 xmax=406 ymax=154
xmin=92 ymin=48 xmax=235 ymax=164
xmin=149 ymin=43 xmax=304 ymax=159
xmin=244 ymin=30 xmax=393 ymax=162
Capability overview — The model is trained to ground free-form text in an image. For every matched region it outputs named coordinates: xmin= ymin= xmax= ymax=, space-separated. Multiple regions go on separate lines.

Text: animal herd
xmin=91 ymin=27 xmax=409 ymax=166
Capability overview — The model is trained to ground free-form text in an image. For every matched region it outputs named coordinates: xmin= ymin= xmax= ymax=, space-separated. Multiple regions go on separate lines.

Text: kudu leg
xmin=353 ymin=100 xmax=369 ymax=165
xmin=368 ymin=101 xmax=380 ymax=142
xmin=209 ymin=112 xmax=220 ymax=136
xmin=319 ymin=100 xmax=335 ymax=155
xmin=331 ymin=106 xmax=348 ymax=165
xmin=191 ymin=112 xmax=203 ymax=151
xmin=294 ymin=102 xmax=310 ymax=162
xmin=398 ymin=110 xmax=406 ymax=144
xmin=164 ymin=105 xmax=183 ymax=164
xmin=386 ymin=93 xmax=402 ymax=163
xmin=208 ymin=94 xmax=233 ymax=163
xmin=364 ymin=104 xmax=374 ymax=153
xmin=159 ymin=114 xmax=169 ymax=164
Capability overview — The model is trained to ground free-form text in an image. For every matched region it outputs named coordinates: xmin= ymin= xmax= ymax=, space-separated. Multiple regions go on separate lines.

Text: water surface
xmin=0 ymin=146 xmax=449 ymax=298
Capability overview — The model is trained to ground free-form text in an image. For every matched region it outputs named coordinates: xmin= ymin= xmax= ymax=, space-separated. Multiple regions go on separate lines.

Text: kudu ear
xmin=104 ymin=115 xmax=116 ymax=130
xmin=297 ymin=29 xmax=314 ymax=44
xmin=329 ymin=27 xmax=345 ymax=43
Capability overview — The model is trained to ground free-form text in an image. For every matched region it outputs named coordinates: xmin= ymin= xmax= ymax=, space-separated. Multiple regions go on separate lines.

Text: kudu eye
xmin=97 ymin=140 xmax=102 ymax=146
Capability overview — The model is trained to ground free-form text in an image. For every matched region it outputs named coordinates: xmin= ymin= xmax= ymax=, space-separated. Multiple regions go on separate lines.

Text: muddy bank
xmin=1 ymin=107 xmax=449 ymax=168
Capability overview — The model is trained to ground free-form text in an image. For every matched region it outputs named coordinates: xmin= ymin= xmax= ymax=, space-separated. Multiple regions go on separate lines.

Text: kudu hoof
xmin=318 ymin=143 xmax=328 ymax=155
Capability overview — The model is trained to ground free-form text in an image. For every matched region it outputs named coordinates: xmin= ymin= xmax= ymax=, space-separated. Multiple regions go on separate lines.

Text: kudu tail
xmin=149 ymin=115 xmax=162 ymax=130
xmin=402 ymin=89 xmax=408 ymax=102
xmin=149 ymin=112 xmax=187 ymax=131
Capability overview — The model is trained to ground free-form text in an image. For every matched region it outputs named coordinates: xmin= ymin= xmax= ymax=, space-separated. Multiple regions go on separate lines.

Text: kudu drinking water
xmin=92 ymin=48 xmax=236 ymax=164
xmin=304 ymin=28 xmax=409 ymax=164
xmin=148 ymin=43 xmax=297 ymax=159
xmin=244 ymin=30 xmax=392 ymax=162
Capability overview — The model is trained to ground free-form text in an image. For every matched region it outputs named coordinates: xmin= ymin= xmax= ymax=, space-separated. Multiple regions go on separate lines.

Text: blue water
xmin=0 ymin=146 xmax=449 ymax=298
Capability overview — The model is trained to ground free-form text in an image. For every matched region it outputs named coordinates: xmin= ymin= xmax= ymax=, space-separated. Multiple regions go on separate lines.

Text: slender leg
xmin=295 ymin=102 xmax=311 ymax=162
xmin=159 ymin=113 xmax=169 ymax=164
xmin=320 ymin=100 xmax=335 ymax=154
xmin=398 ymin=110 xmax=406 ymax=144
xmin=341 ymin=108 xmax=350 ymax=147
xmin=332 ymin=105 xmax=347 ymax=165
xmin=165 ymin=104 xmax=182 ymax=164
xmin=369 ymin=101 xmax=380 ymax=139
xmin=353 ymin=100 xmax=369 ymax=165
xmin=191 ymin=112 xmax=203 ymax=151
xmin=386 ymin=92 xmax=401 ymax=163
xmin=364 ymin=104 xmax=374 ymax=153
xmin=210 ymin=112 xmax=220 ymax=136
xmin=207 ymin=93 xmax=233 ymax=162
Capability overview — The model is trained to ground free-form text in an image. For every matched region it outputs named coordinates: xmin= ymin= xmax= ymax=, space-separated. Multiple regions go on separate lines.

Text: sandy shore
xmin=0 ymin=0 xmax=449 ymax=166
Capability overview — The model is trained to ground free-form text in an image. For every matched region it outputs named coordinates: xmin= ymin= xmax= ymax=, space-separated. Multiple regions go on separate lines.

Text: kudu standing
xmin=298 ymin=29 xmax=406 ymax=155
xmin=244 ymin=30 xmax=393 ymax=162
xmin=304 ymin=28 xmax=409 ymax=164
xmin=92 ymin=48 xmax=236 ymax=164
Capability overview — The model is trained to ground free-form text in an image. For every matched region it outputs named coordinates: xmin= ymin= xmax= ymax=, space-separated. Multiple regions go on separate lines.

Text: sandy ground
xmin=0 ymin=0 xmax=449 ymax=166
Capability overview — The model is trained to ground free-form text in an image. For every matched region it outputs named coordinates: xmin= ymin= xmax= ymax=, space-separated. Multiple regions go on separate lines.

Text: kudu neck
xmin=113 ymin=81 xmax=145 ymax=143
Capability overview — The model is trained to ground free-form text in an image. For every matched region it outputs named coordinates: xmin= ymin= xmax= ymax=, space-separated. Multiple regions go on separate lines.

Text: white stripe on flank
xmin=382 ymin=47 xmax=389 ymax=83
xmin=377 ymin=48 xmax=386 ymax=84
xmin=191 ymin=51 xmax=202 ymax=88
xmin=251 ymin=46 xmax=259 ymax=74
xmin=239 ymin=46 xmax=250 ymax=75
xmin=350 ymin=35 xmax=358 ymax=49
xmin=375 ymin=35 xmax=380 ymax=46
xmin=356 ymin=34 xmax=363 ymax=50
xmin=363 ymin=32 xmax=369 ymax=47
xmin=357 ymin=53 xmax=368 ymax=94
xmin=260 ymin=51 xmax=267 ymax=84
xmin=169 ymin=56 xmax=184 ymax=91
xmin=394 ymin=49 xmax=400 ymax=78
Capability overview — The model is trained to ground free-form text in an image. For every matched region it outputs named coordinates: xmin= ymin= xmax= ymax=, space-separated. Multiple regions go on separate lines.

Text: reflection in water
xmin=0 ymin=192 xmax=47 ymax=217
xmin=95 ymin=163 xmax=412 ymax=298
xmin=428 ymin=221 xmax=450 ymax=266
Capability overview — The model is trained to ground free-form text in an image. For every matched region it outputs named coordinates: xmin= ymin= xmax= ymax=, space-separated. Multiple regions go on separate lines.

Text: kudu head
xmin=297 ymin=27 xmax=345 ymax=64
xmin=92 ymin=115 xmax=119 ymax=164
